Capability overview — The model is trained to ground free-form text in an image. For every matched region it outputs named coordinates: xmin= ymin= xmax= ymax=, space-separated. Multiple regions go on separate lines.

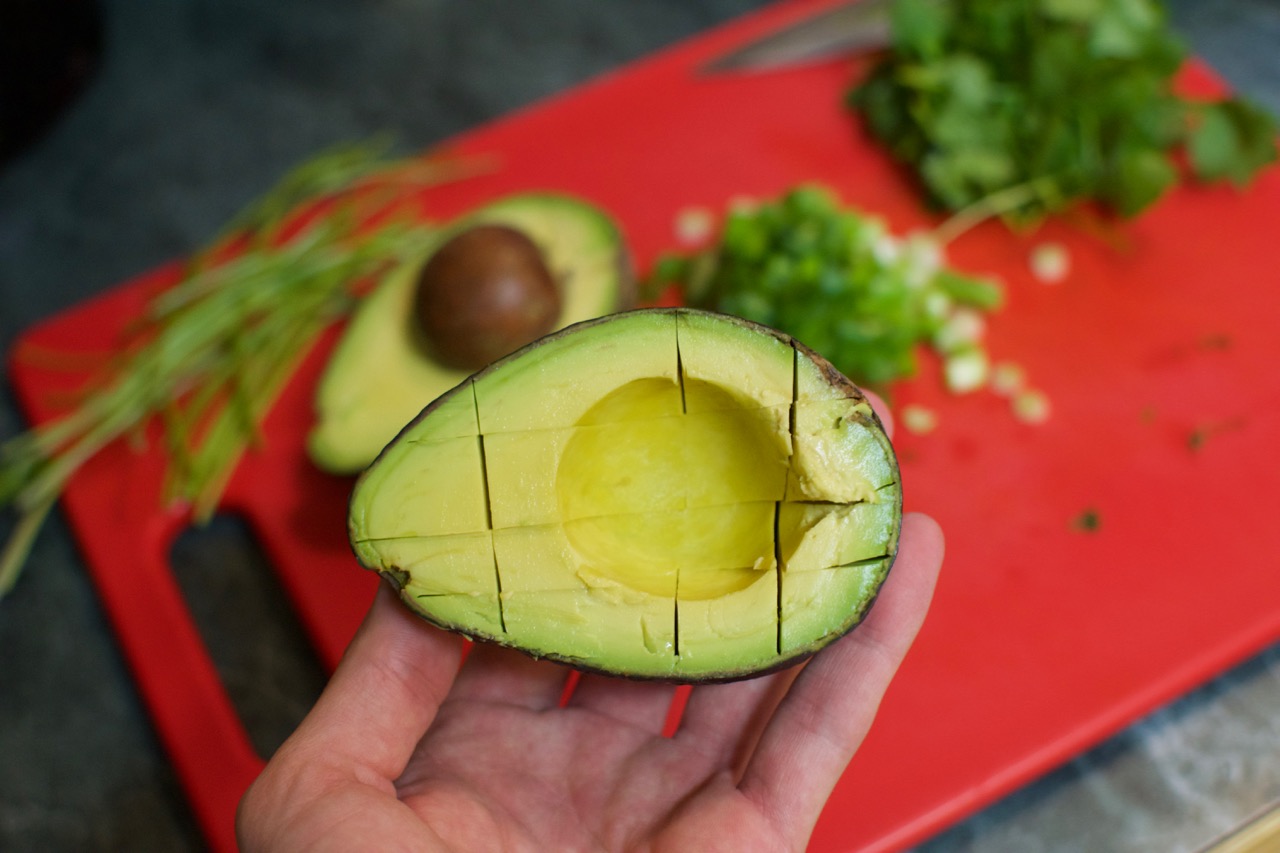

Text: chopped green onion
xmin=646 ymin=184 xmax=1004 ymax=394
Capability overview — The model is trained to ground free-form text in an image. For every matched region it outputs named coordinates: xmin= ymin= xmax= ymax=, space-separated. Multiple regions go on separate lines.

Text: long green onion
xmin=0 ymin=139 xmax=484 ymax=597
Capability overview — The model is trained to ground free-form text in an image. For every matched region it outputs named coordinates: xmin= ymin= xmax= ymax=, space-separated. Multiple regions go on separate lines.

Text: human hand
xmin=238 ymin=407 xmax=945 ymax=853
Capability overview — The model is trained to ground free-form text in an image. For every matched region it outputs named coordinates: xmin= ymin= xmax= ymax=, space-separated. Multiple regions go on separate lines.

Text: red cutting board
xmin=9 ymin=1 xmax=1280 ymax=850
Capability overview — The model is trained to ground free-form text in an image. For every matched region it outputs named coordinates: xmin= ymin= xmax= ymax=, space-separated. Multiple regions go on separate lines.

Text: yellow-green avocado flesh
xmin=349 ymin=308 xmax=902 ymax=682
xmin=308 ymin=192 xmax=633 ymax=474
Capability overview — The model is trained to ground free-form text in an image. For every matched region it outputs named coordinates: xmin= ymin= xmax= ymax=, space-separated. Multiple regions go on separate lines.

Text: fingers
xmin=284 ymin=583 xmax=466 ymax=782
xmin=448 ymin=642 xmax=573 ymax=711
xmin=565 ymin=675 xmax=678 ymax=734
xmin=739 ymin=512 xmax=944 ymax=843
xmin=865 ymin=389 xmax=894 ymax=439
xmin=674 ymin=669 xmax=798 ymax=777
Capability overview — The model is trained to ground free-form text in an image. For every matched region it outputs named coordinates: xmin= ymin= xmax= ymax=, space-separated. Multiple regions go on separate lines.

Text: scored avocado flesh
xmin=349 ymin=309 xmax=901 ymax=682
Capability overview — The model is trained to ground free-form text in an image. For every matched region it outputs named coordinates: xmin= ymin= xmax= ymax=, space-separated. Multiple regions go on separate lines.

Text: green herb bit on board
xmin=1071 ymin=507 xmax=1102 ymax=533
xmin=848 ymin=0 xmax=1277 ymax=223
xmin=646 ymin=185 xmax=1003 ymax=393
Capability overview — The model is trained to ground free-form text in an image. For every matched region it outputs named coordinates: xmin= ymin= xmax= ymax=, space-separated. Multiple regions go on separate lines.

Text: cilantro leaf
xmin=1189 ymin=100 xmax=1279 ymax=186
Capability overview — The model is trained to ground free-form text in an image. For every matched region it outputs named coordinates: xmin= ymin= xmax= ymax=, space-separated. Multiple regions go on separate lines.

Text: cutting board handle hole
xmin=169 ymin=512 xmax=328 ymax=760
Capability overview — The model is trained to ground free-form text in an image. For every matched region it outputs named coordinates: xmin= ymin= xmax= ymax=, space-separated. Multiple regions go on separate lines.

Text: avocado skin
xmin=349 ymin=308 xmax=901 ymax=684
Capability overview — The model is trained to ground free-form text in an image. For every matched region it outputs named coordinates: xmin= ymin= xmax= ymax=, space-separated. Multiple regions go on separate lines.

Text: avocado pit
xmin=414 ymin=224 xmax=562 ymax=371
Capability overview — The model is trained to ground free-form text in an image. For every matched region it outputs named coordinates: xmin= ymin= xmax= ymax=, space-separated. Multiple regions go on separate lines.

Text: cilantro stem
xmin=931 ymin=177 xmax=1057 ymax=245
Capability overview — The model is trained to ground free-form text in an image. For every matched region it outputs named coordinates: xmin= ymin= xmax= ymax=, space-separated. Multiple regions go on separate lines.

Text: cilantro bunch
xmin=647 ymin=186 xmax=1001 ymax=390
xmin=849 ymin=0 xmax=1277 ymax=220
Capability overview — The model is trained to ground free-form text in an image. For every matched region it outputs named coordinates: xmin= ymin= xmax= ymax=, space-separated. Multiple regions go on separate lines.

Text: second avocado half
xmin=309 ymin=192 xmax=633 ymax=474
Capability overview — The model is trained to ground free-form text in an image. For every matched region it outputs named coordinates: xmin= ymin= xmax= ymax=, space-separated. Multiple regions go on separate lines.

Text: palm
xmin=238 ymin=512 xmax=943 ymax=853
xmin=398 ymin=662 xmax=793 ymax=852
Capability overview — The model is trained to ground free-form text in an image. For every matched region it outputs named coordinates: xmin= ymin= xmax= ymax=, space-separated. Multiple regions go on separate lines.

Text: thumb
xmin=287 ymin=583 xmax=465 ymax=782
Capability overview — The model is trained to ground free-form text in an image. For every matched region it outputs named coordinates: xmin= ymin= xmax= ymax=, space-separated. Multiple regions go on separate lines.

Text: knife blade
xmin=699 ymin=0 xmax=893 ymax=75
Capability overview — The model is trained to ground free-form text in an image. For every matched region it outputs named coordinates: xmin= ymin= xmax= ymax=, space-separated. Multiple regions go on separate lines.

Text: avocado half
xmin=348 ymin=308 xmax=902 ymax=682
xmin=308 ymin=192 xmax=634 ymax=474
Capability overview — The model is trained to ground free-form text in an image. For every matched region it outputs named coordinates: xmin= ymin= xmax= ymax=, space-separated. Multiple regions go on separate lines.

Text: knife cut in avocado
xmin=308 ymin=192 xmax=634 ymax=474
xmin=348 ymin=308 xmax=902 ymax=682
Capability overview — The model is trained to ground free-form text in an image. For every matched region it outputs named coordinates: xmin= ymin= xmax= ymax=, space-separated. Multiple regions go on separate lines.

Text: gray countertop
xmin=2 ymin=1 xmax=1278 ymax=851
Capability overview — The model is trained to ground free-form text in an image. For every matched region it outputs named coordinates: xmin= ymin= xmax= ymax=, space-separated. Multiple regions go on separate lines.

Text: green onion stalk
xmin=0 ymin=139 xmax=484 ymax=598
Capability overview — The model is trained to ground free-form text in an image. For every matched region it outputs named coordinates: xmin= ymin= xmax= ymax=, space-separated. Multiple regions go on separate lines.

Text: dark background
xmin=2 ymin=2 xmax=1279 ymax=850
